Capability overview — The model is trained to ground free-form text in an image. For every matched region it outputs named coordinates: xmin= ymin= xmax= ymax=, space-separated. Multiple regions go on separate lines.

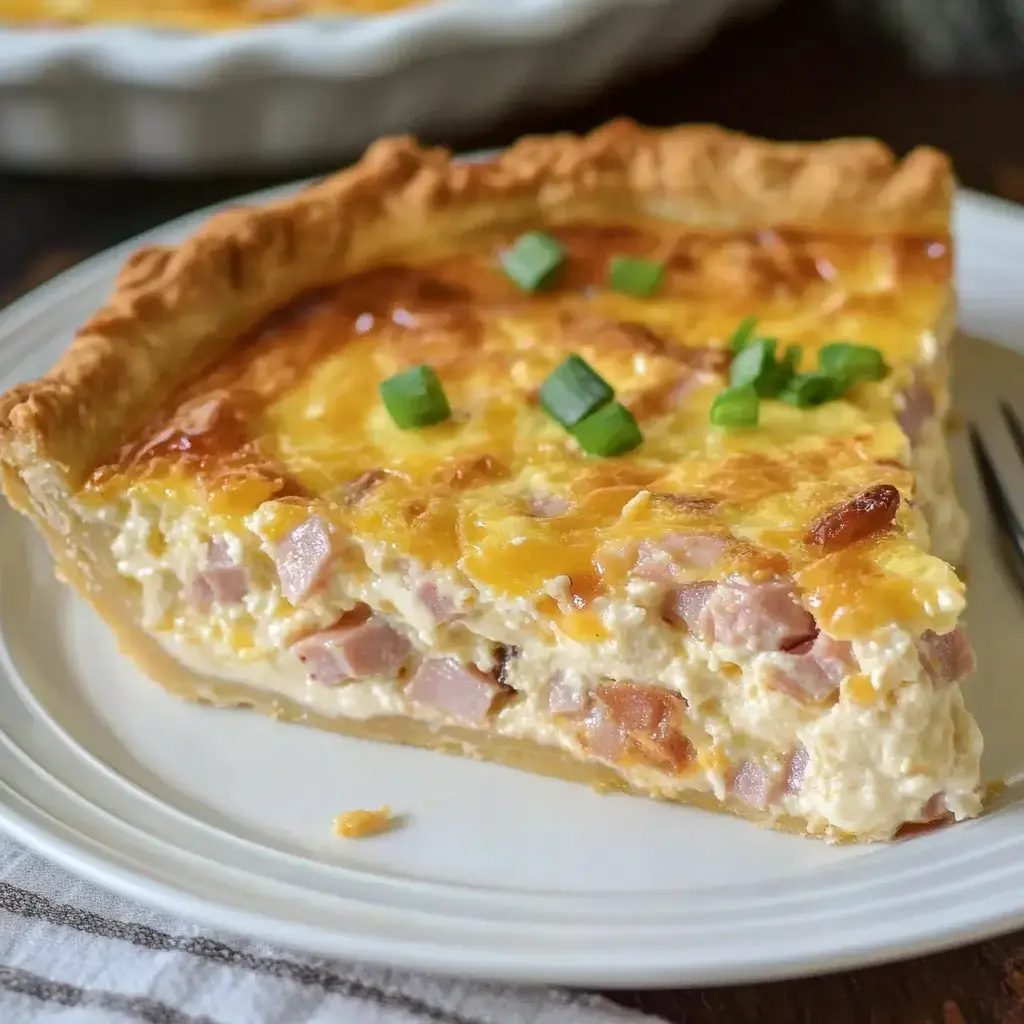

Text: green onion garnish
xmin=818 ymin=342 xmax=889 ymax=385
xmin=572 ymin=402 xmax=643 ymax=457
xmin=379 ymin=365 xmax=451 ymax=429
xmin=500 ymin=231 xmax=565 ymax=292
xmin=710 ymin=384 xmax=760 ymax=427
xmin=608 ymin=255 xmax=663 ymax=297
xmin=779 ymin=372 xmax=839 ymax=408
xmin=781 ymin=344 xmax=803 ymax=375
xmin=728 ymin=315 xmax=759 ymax=352
xmin=730 ymin=337 xmax=787 ymax=397
xmin=757 ymin=343 xmax=802 ymax=397
xmin=539 ymin=354 xmax=615 ymax=429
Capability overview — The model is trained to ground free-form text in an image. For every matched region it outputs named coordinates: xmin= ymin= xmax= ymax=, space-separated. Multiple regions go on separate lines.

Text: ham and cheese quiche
xmin=0 ymin=121 xmax=982 ymax=842
xmin=5 ymin=0 xmax=426 ymax=30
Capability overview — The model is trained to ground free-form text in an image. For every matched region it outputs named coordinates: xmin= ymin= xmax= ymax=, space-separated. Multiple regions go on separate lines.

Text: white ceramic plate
xmin=0 ymin=186 xmax=1022 ymax=988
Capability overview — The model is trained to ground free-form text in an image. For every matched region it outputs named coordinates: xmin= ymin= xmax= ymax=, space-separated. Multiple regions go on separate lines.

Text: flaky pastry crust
xmin=0 ymin=118 xmax=952 ymax=485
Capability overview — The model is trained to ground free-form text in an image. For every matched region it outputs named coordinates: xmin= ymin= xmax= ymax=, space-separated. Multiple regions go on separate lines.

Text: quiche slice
xmin=0 ymin=121 xmax=982 ymax=842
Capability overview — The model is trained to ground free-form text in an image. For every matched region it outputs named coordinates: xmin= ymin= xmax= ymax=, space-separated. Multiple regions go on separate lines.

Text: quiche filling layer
xmin=75 ymin=220 xmax=980 ymax=842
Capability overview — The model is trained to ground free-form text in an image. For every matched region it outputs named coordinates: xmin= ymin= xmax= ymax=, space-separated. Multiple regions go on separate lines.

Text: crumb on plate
xmin=333 ymin=806 xmax=397 ymax=839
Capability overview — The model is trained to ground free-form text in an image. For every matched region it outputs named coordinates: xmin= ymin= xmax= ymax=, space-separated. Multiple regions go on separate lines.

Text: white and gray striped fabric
xmin=0 ymin=841 xmax=660 ymax=1024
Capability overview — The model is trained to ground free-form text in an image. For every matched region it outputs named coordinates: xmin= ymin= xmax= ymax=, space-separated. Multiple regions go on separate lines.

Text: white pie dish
xmin=0 ymin=0 xmax=773 ymax=173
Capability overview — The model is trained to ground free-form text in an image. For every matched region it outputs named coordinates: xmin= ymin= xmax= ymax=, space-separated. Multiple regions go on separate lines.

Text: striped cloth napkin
xmin=0 ymin=840 xmax=661 ymax=1024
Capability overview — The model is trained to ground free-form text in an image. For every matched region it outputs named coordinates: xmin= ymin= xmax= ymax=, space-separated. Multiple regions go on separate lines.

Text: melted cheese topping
xmin=83 ymin=222 xmax=961 ymax=641
xmin=7 ymin=0 xmax=426 ymax=29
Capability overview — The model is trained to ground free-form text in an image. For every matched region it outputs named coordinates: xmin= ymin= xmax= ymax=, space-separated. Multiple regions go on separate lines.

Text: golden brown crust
xmin=0 ymin=119 xmax=953 ymax=487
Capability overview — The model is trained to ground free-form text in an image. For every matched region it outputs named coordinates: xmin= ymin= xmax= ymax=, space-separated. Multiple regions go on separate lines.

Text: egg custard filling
xmin=0 ymin=122 xmax=982 ymax=842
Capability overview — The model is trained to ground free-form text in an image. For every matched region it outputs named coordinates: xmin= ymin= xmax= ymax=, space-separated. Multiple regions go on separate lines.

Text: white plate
xmin=0 ymin=187 xmax=1022 ymax=988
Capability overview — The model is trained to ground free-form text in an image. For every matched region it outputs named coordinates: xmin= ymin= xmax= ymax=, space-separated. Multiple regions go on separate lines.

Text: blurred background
xmin=0 ymin=0 xmax=1023 ymax=296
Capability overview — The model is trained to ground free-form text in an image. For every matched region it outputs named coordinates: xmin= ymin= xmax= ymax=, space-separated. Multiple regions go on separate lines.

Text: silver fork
xmin=968 ymin=402 xmax=1024 ymax=591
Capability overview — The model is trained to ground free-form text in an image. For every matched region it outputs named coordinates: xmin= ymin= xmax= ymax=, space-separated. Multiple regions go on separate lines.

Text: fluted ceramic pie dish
xmin=0 ymin=0 xmax=774 ymax=172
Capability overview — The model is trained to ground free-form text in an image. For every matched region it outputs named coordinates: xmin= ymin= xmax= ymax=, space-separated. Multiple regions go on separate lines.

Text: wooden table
xmin=2 ymin=0 xmax=1022 ymax=1020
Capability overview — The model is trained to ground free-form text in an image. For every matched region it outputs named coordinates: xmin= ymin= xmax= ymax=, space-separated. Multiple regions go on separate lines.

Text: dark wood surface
xmin=2 ymin=1 xmax=1022 ymax=1020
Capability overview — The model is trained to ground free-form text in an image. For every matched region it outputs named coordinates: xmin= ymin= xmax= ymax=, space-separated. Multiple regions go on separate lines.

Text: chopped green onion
xmin=781 ymin=344 xmax=803 ymax=375
xmin=539 ymin=354 xmax=615 ymax=429
xmin=571 ymin=402 xmax=643 ymax=456
xmin=779 ymin=372 xmax=839 ymax=408
xmin=500 ymin=231 xmax=565 ymax=291
xmin=710 ymin=384 xmax=760 ymax=427
xmin=379 ymin=365 xmax=451 ymax=429
xmin=728 ymin=316 xmax=759 ymax=352
xmin=730 ymin=337 xmax=785 ymax=397
xmin=818 ymin=342 xmax=889 ymax=384
xmin=608 ymin=255 xmax=663 ymax=297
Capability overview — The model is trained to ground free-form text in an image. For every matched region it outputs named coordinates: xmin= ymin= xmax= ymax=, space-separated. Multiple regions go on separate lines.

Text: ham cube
xmin=663 ymin=578 xmax=815 ymax=653
xmin=917 ymin=627 xmax=975 ymax=684
xmin=764 ymin=633 xmax=854 ymax=702
xmin=588 ymin=683 xmax=694 ymax=774
xmin=547 ymin=676 xmax=588 ymax=715
xmin=661 ymin=581 xmax=719 ymax=634
xmin=703 ymin=579 xmax=816 ymax=652
xmin=897 ymin=372 xmax=936 ymax=445
xmin=405 ymin=658 xmax=504 ymax=725
xmin=415 ymin=578 xmax=457 ymax=623
xmin=785 ymin=746 xmax=809 ymax=795
xmin=729 ymin=747 xmax=808 ymax=807
xmin=186 ymin=539 xmax=249 ymax=610
xmin=293 ymin=620 xmax=411 ymax=684
xmin=728 ymin=760 xmax=771 ymax=808
xmin=273 ymin=516 xmax=333 ymax=604
xmin=633 ymin=533 xmax=729 ymax=582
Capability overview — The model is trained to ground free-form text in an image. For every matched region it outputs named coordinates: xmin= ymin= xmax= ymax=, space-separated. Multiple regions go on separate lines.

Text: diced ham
xmin=764 ymin=633 xmax=854 ymax=702
xmin=415 ymin=579 xmax=457 ymax=622
xmin=582 ymin=702 xmax=628 ymax=761
xmin=896 ymin=792 xmax=953 ymax=837
xmin=702 ymin=580 xmax=816 ymax=652
xmin=917 ymin=627 xmax=976 ymax=684
xmin=897 ymin=373 xmax=936 ymax=445
xmin=186 ymin=540 xmax=249 ymax=611
xmin=660 ymin=532 xmax=730 ymax=566
xmin=341 ymin=469 xmax=391 ymax=505
xmin=293 ymin=620 xmax=411 ymax=684
xmin=274 ymin=516 xmax=333 ymax=604
xmin=589 ymin=683 xmax=695 ymax=774
xmin=185 ymin=575 xmax=216 ymax=612
xmin=919 ymin=792 xmax=948 ymax=822
xmin=729 ymin=760 xmax=770 ymax=808
xmin=547 ymin=676 xmax=588 ymax=715
xmin=633 ymin=533 xmax=729 ymax=581
xmin=665 ymin=578 xmax=815 ymax=651
xmin=405 ymin=658 xmax=505 ymax=725
xmin=785 ymin=746 xmax=809 ymax=794
xmin=730 ymin=746 xmax=808 ymax=806
xmin=524 ymin=491 xmax=571 ymax=518
xmin=597 ymin=683 xmax=674 ymax=733
xmin=661 ymin=581 xmax=718 ymax=633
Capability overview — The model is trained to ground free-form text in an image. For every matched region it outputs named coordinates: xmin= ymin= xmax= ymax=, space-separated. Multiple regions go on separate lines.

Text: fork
xmin=969 ymin=401 xmax=1024 ymax=590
